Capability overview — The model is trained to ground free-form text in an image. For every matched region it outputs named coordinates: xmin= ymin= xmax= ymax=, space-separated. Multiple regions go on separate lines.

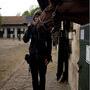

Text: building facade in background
xmin=0 ymin=16 xmax=32 ymax=40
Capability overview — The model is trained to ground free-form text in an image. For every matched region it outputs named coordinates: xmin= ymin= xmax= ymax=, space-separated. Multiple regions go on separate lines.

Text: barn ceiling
xmin=37 ymin=0 xmax=89 ymax=25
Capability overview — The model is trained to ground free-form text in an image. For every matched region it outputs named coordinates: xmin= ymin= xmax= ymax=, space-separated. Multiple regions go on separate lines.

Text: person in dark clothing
xmin=23 ymin=11 xmax=52 ymax=90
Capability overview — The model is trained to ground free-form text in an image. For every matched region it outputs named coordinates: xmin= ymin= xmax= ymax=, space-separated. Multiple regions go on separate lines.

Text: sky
xmin=0 ymin=0 xmax=39 ymax=16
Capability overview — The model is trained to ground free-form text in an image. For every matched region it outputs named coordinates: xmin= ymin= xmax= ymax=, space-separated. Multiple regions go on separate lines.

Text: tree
xmin=22 ymin=11 xmax=30 ymax=16
xmin=29 ymin=7 xmax=41 ymax=16
xmin=22 ymin=6 xmax=41 ymax=16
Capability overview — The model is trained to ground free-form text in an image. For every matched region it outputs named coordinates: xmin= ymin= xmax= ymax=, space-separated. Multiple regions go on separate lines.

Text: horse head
xmin=37 ymin=5 xmax=56 ymax=32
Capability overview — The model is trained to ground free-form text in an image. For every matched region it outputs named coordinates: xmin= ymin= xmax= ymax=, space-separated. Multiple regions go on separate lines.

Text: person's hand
xmin=44 ymin=59 xmax=49 ymax=66
xmin=32 ymin=20 xmax=36 ymax=25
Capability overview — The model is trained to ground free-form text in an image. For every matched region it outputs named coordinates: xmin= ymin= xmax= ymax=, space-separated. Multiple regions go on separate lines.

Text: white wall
xmin=2 ymin=26 xmax=27 ymax=39
xmin=69 ymin=23 xmax=80 ymax=90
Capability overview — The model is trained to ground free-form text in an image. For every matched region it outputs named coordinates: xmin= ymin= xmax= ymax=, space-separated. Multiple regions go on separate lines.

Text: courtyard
xmin=0 ymin=39 xmax=70 ymax=90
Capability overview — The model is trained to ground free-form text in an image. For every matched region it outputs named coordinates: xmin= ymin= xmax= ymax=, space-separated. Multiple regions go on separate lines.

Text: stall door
xmin=7 ymin=28 xmax=11 ymax=38
xmin=79 ymin=24 xmax=90 ymax=90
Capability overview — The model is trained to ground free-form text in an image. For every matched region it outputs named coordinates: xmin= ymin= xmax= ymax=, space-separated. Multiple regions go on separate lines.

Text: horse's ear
xmin=48 ymin=0 xmax=62 ymax=6
xmin=48 ymin=0 xmax=55 ymax=6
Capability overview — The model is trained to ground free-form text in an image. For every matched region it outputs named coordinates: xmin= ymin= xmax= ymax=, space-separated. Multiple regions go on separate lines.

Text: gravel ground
xmin=0 ymin=39 xmax=29 ymax=88
xmin=0 ymin=39 xmax=70 ymax=90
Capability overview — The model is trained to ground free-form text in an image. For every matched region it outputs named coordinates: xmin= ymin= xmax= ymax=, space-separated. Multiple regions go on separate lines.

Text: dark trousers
xmin=29 ymin=56 xmax=47 ymax=90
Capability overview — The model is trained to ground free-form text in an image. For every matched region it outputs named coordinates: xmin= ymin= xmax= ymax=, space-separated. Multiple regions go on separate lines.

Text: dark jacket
xmin=23 ymin=24 xmax=52 ymax=62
